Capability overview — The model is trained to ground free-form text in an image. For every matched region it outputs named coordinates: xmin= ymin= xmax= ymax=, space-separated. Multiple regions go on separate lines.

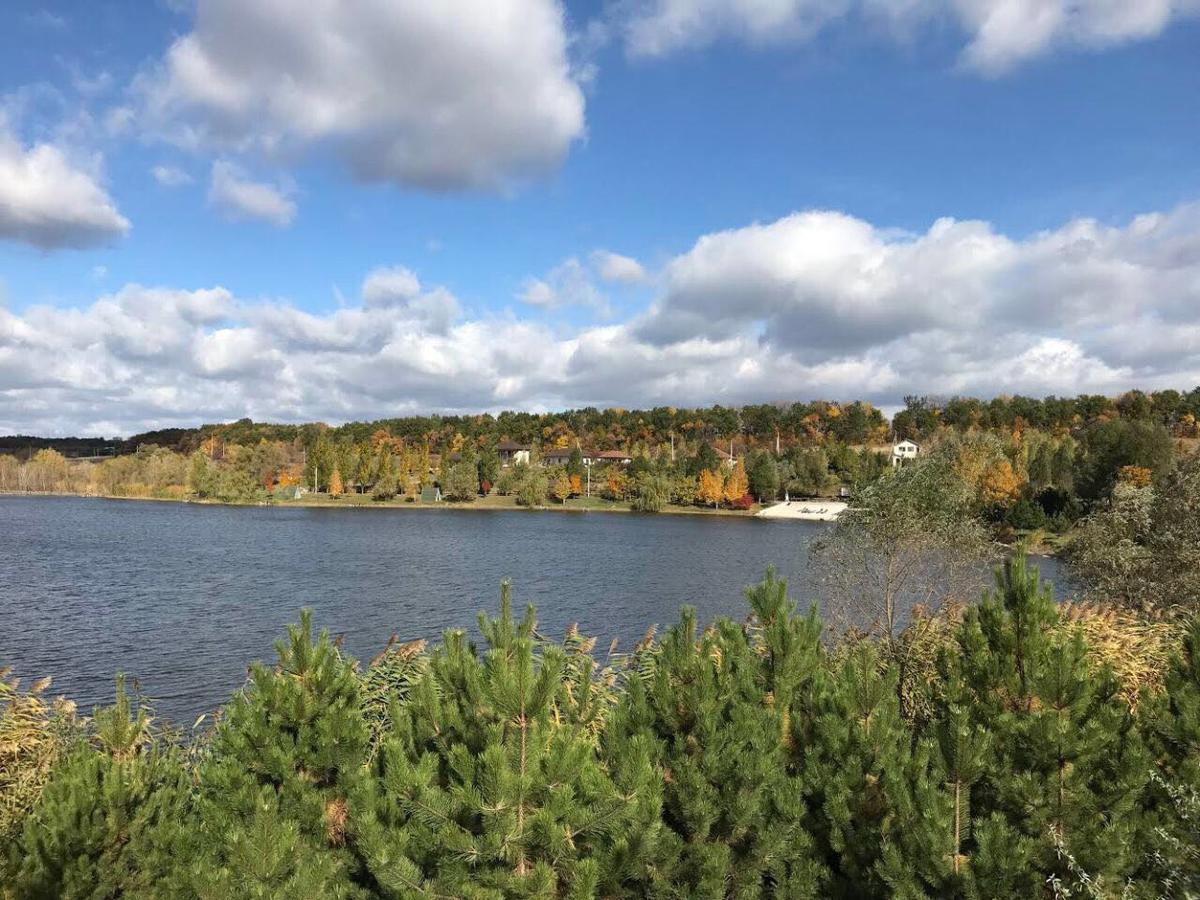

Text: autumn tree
xmin=698 ymin=469 xmax=725 ymax=508
xmin=723 ymin=459 xmax=749 ymax=504
xmin=980 ymin=458 xmax=1022 ymax=509
xmin=328 ymin=467 xmax=344 ymax=497
xmin=551 ymin=471 xmax=572 ymax=504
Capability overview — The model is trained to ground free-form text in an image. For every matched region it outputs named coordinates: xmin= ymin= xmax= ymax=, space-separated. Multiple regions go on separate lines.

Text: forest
xmin=0 ymin=389 xmax=1196 ymax=530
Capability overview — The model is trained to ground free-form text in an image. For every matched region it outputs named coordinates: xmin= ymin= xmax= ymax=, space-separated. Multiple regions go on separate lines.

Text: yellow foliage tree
xmin=552 ymin=472 xmax=572 ymax=505
xmin=328 ymin=468 xmax=344 ymax=497
xmin=569 ymin=474 xmax=582 ymax=496
xmin=980 ymin=459 xmax=1022 ymax=507
xmin=723 ymin=460 xmax=749 ymax=504
xmin=698 ymin=469 xmax=725 ymax=508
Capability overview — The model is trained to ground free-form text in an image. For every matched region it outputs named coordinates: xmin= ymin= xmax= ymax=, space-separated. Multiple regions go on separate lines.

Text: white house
xmin=496 ymin=440 xmax=531 ymax=466
xmin=891 ymin=439 xmax=920 ymax=467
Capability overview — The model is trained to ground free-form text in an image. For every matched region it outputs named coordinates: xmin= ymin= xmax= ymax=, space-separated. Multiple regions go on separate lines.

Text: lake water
xmin=0 ymin=496 xmax=1076 ymax=723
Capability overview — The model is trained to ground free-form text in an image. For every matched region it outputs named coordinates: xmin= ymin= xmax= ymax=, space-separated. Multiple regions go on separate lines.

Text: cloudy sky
xmin=1 ymin=0 xmax=1198 ymax=436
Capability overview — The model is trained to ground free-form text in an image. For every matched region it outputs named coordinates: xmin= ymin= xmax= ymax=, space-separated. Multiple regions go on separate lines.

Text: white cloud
xmin=621 ymin=0 xmax=1200 ymax=72
xmin=519 ymin=257 xmax=611 ymax=315
xmin=138 ymin=0 xmax=586 ymax=190
xmin=151 ymin=164 xmax=193 ymax=187
xmin=361 ymin=266 xmax=460 ymax=332
xmin=3 ymin=202 xmax=1200 ymax=435
xmin=592 ymin=249 xmax=648 ymax=283
xmin=207 ymin=160 xmax=295 ymax=226
xmin=0 ymin=120 xmax=130 ymax=250
xmin=362 ymin=266 xmax=422 ymax=307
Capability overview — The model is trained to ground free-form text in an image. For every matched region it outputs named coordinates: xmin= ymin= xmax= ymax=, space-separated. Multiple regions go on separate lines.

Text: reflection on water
xmin=0 ymin=496 xmax=1076 ymax=722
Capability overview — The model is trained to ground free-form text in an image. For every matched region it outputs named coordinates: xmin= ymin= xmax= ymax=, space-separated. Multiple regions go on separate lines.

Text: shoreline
xmin=0 ymin=489 xmax=796 ymax=520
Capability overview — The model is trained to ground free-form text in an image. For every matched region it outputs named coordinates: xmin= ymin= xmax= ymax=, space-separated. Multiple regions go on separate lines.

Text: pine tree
xmin=182 ymin=611 xmax=369 ymax=898
xmin=607 ymin=570 xmax=826 ymax=898
xmin=954 ymin=552 xmax=1148 ymax=896
xmin=806 ymin=642 xmax=929 ymax=898
xmin=356 ymin=582 xmax=662 ymax=898
xmin=1140 ymin=616 xmax=1200 ymax=894
xmin=8 ymin=676 xmax=190 ymax=899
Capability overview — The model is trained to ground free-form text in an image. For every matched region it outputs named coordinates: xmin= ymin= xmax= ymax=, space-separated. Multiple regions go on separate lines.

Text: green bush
xmin=5 ymin=557 xmax=1199 ymax=898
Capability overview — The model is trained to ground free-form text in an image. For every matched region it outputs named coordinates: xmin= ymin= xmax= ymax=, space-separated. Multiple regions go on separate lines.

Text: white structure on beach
xmin=891 ymin=439 xmax=920 ymax=467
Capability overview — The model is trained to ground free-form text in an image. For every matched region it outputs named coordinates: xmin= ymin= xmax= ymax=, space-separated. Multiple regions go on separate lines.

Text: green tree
xmin=8 ymin=677 xmax=190 ymax=899
xmin=1067 ymin=451 xmax=1200 ymax=615
xmin=356 ymin=585 xmax=663 ymax=897
xmin=567 ymin=447 xmax=585 ymax=481
xmin=183 ymin=611 xmax=369 ymax=896
xmin=606 ymin=571 xmax=827 ymax=897
xmin=442 ymin=460 xmax=479 ymax=501
xmin=747 ymin=451 xmax=780 ymax=503
xmin=1141 ymin=617 xmax=1200 ymax=894
xmin=1075 ymin=419 xmax=1174 ymax=500
xmin=478 ymin=446 xmax=500 ymax=489
xmin=516 ymin=467 xmax=548 ymax=507
xmin=952 ymin=554 xmax=1149 ymax=895
xmin=630 ymin=471 xmax=671 ymax=513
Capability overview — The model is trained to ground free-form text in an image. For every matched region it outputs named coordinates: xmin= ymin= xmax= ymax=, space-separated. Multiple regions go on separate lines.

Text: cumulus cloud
xmin=592 ymin=249 xmax=648 ymax=283
xmin=137 ymin=0 xmax=586 ymax=190
xmin=519 ymin=257 xmax=612 ymax=315
xmin=207 ymin=160 xmax=295 ymax=226
xmin=0 ymin=121 xmax=130 ymax=250
xmin=641 ymin=204 xmax=1200 ymax=361
xmin=621 ymin=0 xmax=1200 ymax=72
xmin=3 ymin=203 xmax=1200 ymax=435
xmin=360 ymin=266 xmax=460 ymax=333
xmin=151 ymin=164 xmax=193 ymax=187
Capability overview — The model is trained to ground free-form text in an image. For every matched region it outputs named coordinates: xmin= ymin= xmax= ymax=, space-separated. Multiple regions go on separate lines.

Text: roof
xmin=496 ymin=439 xmax=531 ymax=451
xmin=542 ymin=447 xmax=574 ymax=459
xmin=595 ymin=449 xmax=632 ymax=460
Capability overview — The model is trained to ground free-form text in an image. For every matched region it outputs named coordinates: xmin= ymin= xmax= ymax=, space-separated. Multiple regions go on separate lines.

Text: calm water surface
xmin=0 ymin=496 xmax=1076 ymax=722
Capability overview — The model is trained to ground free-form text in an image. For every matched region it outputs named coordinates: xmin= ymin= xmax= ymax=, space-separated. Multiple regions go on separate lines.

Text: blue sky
xmin=1 ymin=0 xmax=1199 ymax=435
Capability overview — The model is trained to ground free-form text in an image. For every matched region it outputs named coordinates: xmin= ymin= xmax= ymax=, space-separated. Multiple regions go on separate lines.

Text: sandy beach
xmin=756 ymin=500 xmax=848 ymax=521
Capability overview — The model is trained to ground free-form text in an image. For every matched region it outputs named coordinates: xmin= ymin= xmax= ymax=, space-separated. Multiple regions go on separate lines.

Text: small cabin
xmin=891 ymin=440 xmax=920 ymax=467
xmin=594 ymin=450 xmax=633 ymax=466
xmin=496 ymin=440 xmax=531 ymax=467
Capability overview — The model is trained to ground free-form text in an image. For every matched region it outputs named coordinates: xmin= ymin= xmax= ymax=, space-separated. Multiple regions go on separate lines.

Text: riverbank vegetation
xmin=3 ymin=390 xmax=1196 ymax=528
xmin=3 ymin=551 xmax=1199 ymax=898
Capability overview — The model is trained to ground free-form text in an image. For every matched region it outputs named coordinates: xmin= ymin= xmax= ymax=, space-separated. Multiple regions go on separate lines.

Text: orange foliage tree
xmin=606 ymin=469 xmax=629 ymax=501
xmin=723 ymin=460 xmax=749 ymax=504
xmin=328 ymin=468 xmax=344 ymax=497
xmin=1117 ymin=465 xmax=1153 ymax=488
xmin=569 ymin=474 xmax=582 ymax=496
